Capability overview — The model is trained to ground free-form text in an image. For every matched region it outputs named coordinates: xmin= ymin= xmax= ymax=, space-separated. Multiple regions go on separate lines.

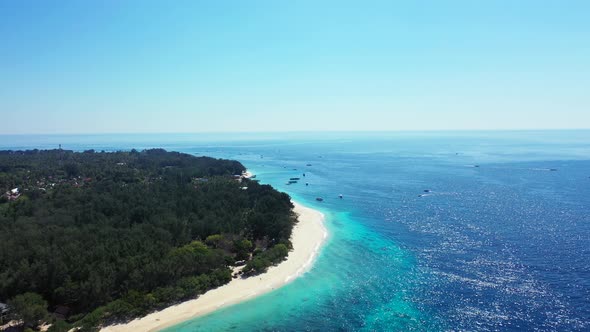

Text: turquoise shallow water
xmin=1 ymin=131 xmax=589 ymax=331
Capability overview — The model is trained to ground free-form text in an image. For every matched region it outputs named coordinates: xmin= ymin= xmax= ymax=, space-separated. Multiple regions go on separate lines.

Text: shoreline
xmin=101 ymin=200 xmax=327 ymax=332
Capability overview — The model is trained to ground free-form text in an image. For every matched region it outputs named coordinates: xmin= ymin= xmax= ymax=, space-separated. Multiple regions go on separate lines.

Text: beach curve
xmin=101 ymin=200 xmax=327 ymax=332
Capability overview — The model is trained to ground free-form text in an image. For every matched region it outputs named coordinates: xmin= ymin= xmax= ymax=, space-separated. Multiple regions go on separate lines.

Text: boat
xmin=288 ymin=180 xmax=298 ymax=184
xmin=290 ymin=177 xmax=301 ymax=180
xmin=316 ymin=197 xmax=324 ymax=202
xmin=424 ymin=189 xmax=431 ymax=193
xmin=307 ymin=164 xmax=312 ymax=166
xmin=306 ymin=182 xmax=309 ymax=186
xmin=339 ymin=194 xmax=343 ymax=199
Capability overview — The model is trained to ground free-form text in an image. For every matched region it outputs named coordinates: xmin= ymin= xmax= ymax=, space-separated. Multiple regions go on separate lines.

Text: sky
xmin=1 ymin=0 xmax=589 ymax=134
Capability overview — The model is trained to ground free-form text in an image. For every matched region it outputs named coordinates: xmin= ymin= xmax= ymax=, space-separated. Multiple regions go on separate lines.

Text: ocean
xmin=1 ymin=130 xmax=589 ymax=331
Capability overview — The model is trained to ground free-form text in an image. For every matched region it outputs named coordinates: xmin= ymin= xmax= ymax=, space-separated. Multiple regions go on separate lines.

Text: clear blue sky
xmin=1 ymin=0 xmax=589 ymax=134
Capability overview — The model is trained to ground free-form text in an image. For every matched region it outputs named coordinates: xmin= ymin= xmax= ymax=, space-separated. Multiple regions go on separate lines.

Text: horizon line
xmin=1 ymin=128 xmax=590 ymax=136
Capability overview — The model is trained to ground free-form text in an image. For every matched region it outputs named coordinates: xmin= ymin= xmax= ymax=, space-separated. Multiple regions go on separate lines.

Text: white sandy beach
xmin=101 ymin=201 xmax=327 ymax=332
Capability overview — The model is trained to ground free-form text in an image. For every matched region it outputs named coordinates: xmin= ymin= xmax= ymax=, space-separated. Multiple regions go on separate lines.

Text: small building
xmin=5 ymin=188 xmax=21 ymax=201
xmin=52 ymin=305 xmax=70 ymax=320
xmin=0 ymin=302 xmax=9 ymax=324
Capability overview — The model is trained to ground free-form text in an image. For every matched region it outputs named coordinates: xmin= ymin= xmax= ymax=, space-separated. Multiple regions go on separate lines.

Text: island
xmin=0 ymin=149 xmax=326 ymax=332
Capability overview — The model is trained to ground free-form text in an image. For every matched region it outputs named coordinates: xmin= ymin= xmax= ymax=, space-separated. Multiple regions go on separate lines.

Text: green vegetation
xmin=242 ymin=244 xmax=290 ymax=275
xmin=0 ymin=149 xmax=296 ymax=330
xmin=7 ymin=292 xmax=48 ymax=328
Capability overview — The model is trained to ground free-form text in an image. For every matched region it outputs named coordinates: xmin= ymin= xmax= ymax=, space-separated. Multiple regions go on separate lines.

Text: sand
xmin=101 ymin=201 xmax=327 ymax=332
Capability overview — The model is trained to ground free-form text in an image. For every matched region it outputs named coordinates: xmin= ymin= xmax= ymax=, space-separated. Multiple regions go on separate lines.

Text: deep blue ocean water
xmin=1 ymin=131 xmax=589 ymax=331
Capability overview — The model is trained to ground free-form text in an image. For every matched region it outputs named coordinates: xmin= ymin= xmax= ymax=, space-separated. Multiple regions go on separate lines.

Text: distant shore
xmin=101 ymin=200 xmax=327 ymax=332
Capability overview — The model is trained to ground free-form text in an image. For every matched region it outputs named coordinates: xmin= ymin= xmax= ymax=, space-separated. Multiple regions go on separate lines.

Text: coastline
xmin=101 ymin=200 xmax=327 ymax=332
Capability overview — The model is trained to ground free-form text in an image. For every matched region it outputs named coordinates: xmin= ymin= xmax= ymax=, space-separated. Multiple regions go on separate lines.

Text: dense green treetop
xmin=7 ymin=292 xmax=48 ymax=328
xmin=0 ymin=149 xmax=295 ymax=330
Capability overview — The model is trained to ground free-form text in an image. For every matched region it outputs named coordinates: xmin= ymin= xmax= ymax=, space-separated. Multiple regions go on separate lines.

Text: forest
xmin=0 ymin=149 xmax=296 ymax=331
